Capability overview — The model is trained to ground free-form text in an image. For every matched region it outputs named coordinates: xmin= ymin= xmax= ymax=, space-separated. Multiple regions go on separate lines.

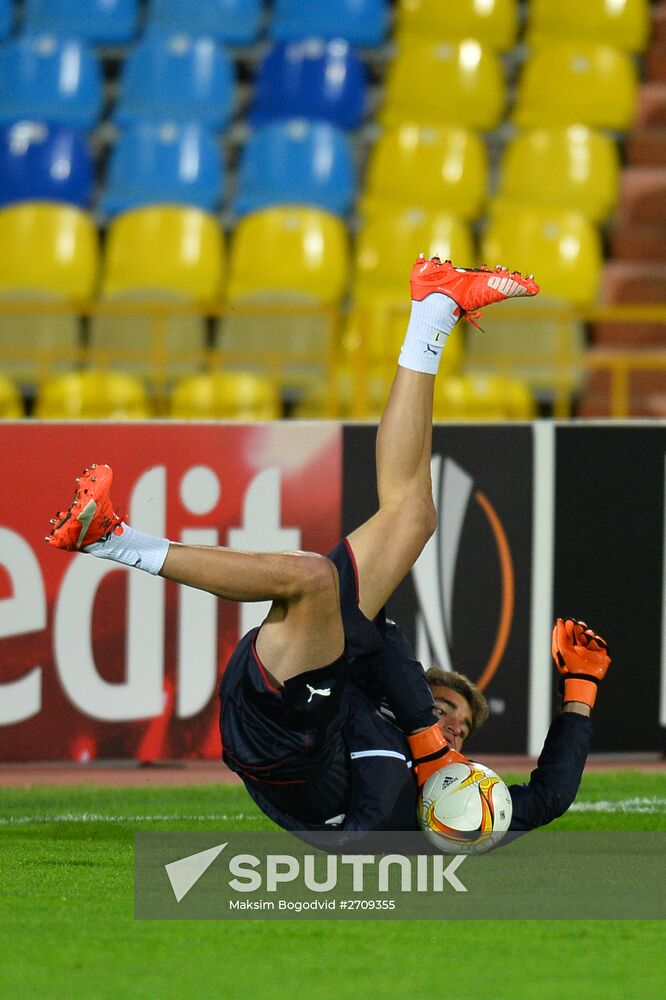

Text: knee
xmin=285 ymin=552 xmax=339 ymax=602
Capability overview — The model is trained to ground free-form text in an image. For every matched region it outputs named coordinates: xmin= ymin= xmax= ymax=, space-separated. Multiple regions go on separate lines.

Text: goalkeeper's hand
xmin=407 ymin=723 xmax=469 ymax=786
xmin=551 ymin=618 xmax=611 ymax=709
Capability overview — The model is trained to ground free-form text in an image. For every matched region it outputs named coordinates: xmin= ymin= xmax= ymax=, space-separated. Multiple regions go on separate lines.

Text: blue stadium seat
xmin=0 ymin=34 xmax=104 ymax=130
xmin=0 ymin=0 xmax=14 ymax=41
xmin=23 ymin=0 xmax=139 ymax=46
xmin=100 ymin=122 xmax=224 ymax=217
xmin=250 ymin=40 xmax=367 ymax=131
xmin=0 ymin=120 xmax=94 ymax=208
xmin=147 ymin=0 xmax=263 ymax=46
xmin=270 ymin=0 xmax=389 ymax=47
xmin=233 ymin=119 xmax=356 ymax=217
xmin=114 ymin=33 xmax=236 ymax=129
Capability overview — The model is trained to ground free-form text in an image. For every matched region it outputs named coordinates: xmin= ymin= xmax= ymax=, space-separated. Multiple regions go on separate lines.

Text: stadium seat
xmin=23 ymin=0 xmax=139 ymax=46
xmin=348 ymin=209 xmax=473 ymax=374
xmin=0 ymin=0 xmax=13 ymax=41
xmin=147 ymin=0 xmax=263 ymax=46
xmin=362 ymin=124 xmax=488 ymax=222
xmin=0 ymin=202 xmax=98 ymax=383
xmin=100 ymin=122 xmax=224 ymax=218
xmin=90 ymin=206 xmax=225 ymax=380
xmin=481 ymin=206 xmax=603 ymax=306
xmin=395 ymin=0 xmax=519 ymax=52
xmin=0 ymin=373 xmax=24 ymax=418
xmin=0 ymin=121 xmax=94 ymax=209
xmin=270 ymin=0 xmax=389 ymax=47
xmin=0 ymin=202 xmax=98 ymax=297
xmin=233 ymin=120 xmax=356 ymax=218
xmin=513 ymin=42 xmax=639 ymax=131
xmin=493 ymin=126 xmax=621 ymax=224
xmin=221 ymin=206 xmax=349 ymax=396
xmin=34 ymin=370 xmax=153 ymax=419
xmin=250 ymin=40 xmax=367 ymax=131
xmin=526 ymin=0 xmax=651 ymax=55
xmin=380 ymin=40 xmax=506 ymax=131
xmin=354 ymin=210 xmax=476 ymax=304
xmin=114 ymin=33 xmax=236 ymax=130
xmin=464 ymin=295 xmax=586 ymax=405
xmin=433 ymin=373 xmax=536 ymax=421
xmin=169 ymin=371 xmax=282 ymax=419
xmin=0 ymin=34 xmax=104 ymax=130
xmin=227 ymin=206 xmax=348 ymax=304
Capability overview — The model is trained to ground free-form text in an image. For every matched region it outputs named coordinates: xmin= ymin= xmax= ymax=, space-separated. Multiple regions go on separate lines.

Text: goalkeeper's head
xmin=425 ymin=667 xmax=489 ymax=750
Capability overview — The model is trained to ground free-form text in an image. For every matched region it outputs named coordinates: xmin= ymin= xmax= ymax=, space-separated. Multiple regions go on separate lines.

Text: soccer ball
xmin=418 ymin=760 xmax=513 ymax=854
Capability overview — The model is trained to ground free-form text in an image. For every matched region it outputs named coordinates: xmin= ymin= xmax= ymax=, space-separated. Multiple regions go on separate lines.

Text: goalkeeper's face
xmin=430 ymin=685 xmax=473 ymax=751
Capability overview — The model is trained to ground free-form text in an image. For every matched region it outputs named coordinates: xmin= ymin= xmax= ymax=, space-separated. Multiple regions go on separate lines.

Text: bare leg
xmin=160 ymin=544 xmax=345 ymax=685
xmin=346 ymin=367 xmax=437 ymax=620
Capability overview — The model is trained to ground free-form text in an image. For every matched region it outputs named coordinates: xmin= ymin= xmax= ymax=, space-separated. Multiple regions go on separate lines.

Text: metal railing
xmin=0 ymin=299 xmax=664 ymax=418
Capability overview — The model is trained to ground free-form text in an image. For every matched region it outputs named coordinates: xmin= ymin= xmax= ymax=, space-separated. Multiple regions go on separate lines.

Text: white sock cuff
xmin=406 ymin=293 xmax=459 ymax=343
xmin=398 ymin=293 xmax=460 ymax=375
xmin=84 ymin=524 xmax=170 ymax=576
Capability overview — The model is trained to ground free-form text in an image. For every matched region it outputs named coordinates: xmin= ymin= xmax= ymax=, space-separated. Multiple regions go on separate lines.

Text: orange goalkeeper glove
xmin=551 ymin=618 xmax=611 ymax=709
xmin=407 ymin=723 xmax=469 ymax=786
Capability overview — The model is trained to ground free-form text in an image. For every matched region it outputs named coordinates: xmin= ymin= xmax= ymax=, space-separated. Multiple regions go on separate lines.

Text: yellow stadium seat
xmin=481 ymin=207 xmax=603 ymax=305
xmin=90 ymin=205 xmax=225 ymax=382
xmin=464 ymin=295 xmax=586 ymax=404
xmin=362 ymin=124 xmax=489 ymax=222
xmin=0 ymin=373 xmax=24 ymax=418
xmin=396 ymin=0 xmax=519 ymax=52
xmin=380 ymin=40 xmax=506 ymax=131
xmin=513 ymin=42 xmax=639 ymax=130
xmin=355 ymin=209 xmax=476 ymax=300
xmin=351 ymin=208 xmax=474 ymax=367
xmin=34 ymin=370 xmax=153 ymax=419
xmin=494 ymin=126 xmax=621 ymax=223
xmin=101 ymin=206 xmax=224 ymax=301
xmin=433 ymin=373 xmax=536 ymax=421
xmin=226 ymin=207 xmax=348 ymax=305
xmin=219 ymin=207 xmax=349 ymax=399
xmin=526 ymin=0 xmax=651 ymax=55
xmin=169 ymin=371 xmax=282 ymax=420
xmin=0 ymin=203 xmax=98 ymax=384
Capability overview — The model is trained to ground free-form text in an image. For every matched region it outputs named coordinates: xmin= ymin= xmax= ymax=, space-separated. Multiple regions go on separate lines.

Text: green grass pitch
xmin=1 ymin=771 xmax=665 ymax=1000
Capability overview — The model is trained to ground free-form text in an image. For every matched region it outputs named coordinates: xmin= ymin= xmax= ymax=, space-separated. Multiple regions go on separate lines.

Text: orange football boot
xmin=410 ymin=255 xmax=540 ymax=327
xmin=46 ymin=464 xmax=125 ymax=550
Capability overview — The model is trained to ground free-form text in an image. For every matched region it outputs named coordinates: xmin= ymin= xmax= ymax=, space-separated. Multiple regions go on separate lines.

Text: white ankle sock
xmin=84 ymin=523 xmax=170 ymax=576
xmin=398 ymin=293 xmax=461 ymax=375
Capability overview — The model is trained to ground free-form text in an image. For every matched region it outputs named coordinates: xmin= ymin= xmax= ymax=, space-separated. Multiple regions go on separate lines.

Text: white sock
xmin=83 ymin=523 xmax=170 ymax=576
xmin=398 ymin=293 xmax=461 ymax=375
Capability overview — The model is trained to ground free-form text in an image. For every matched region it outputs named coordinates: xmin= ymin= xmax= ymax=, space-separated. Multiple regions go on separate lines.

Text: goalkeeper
xmin=45 ymin=255 xmax=591 ymax=834
xmin=423 ymin=616 xmax=611 ymax=830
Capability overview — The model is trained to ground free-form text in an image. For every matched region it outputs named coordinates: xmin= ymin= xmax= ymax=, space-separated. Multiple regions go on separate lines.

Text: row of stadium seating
xmin=0 ymin=367 xmax=538 ymax=421
xmin=0 ymin=199 xmax=603 ymax=334
xmin=0 ymin=1 xmax=655 ymax=52
xmin=0 ymin=31 xmax=648 ymax=133
xmin=0 ymin=0 xmax=388 ymax=48
xmin=0 ymin=198 xmax=590 ymax=419
xmin=0 ymin=119 xmax=622 ymax=223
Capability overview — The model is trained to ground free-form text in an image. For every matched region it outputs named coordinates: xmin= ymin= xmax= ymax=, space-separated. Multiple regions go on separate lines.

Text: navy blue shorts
xmin=219 ymin=540 xmax=436 ymax=831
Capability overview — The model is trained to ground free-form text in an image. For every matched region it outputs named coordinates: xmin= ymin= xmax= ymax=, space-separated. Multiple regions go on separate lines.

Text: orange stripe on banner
xmin=473 ymin=490 xmax=514 ymax=691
